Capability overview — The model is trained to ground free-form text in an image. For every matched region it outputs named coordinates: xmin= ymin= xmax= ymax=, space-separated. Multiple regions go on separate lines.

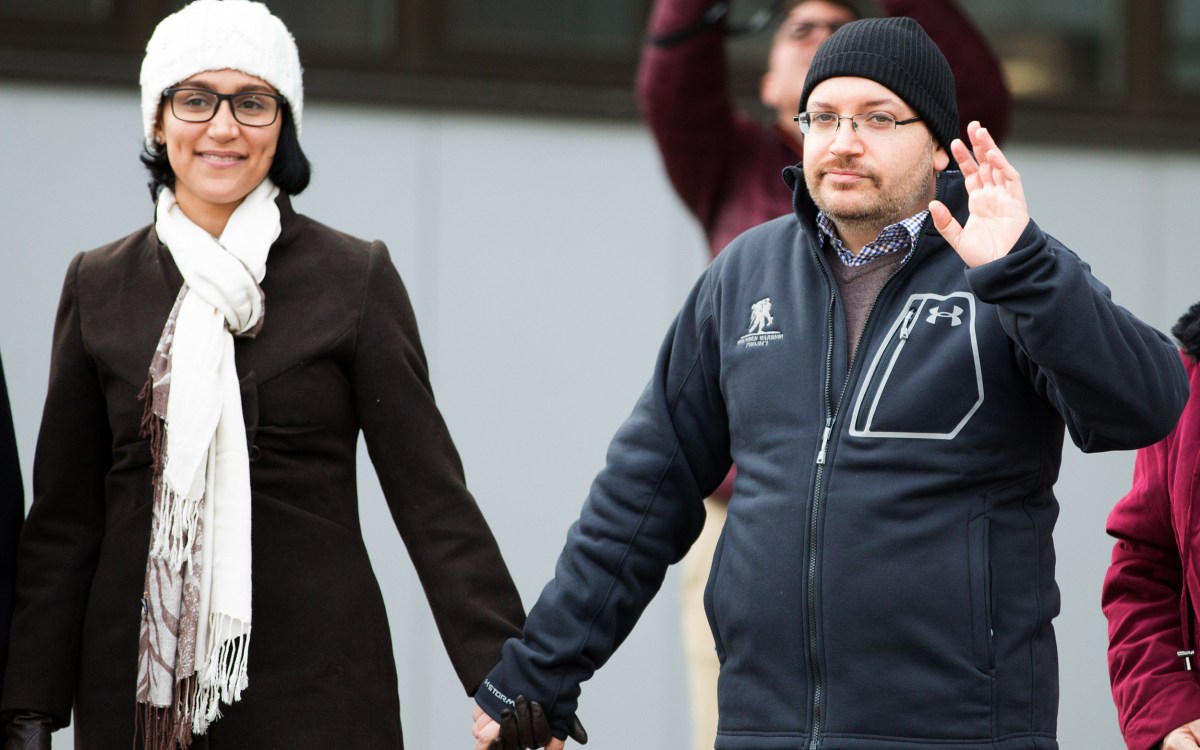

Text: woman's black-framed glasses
xmin=163 ymin=87 xmax=284 ymax=127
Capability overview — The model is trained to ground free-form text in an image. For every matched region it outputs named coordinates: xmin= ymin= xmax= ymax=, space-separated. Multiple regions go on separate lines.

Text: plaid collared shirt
xmin=817 ymin=210 xmax=929 ymax=268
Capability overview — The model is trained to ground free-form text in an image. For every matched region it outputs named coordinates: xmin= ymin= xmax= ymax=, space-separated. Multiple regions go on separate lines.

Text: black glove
xmin=490 ymin=695 xmax=588 ymax=750
xmin=4 ymin=712 xmax=53 ymax=750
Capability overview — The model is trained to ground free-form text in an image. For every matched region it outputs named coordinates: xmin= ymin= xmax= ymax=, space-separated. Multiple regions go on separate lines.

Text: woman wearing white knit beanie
xmin=0 ymin=2 xmax=526 ymax=749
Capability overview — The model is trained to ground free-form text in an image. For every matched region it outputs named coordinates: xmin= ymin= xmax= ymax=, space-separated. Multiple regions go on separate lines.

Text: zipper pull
xmin=1180 ymin=650 xmax=1195 ymax=671
xmin=899 ymin=308 xmax=917 ymax=340
xmin=816 ymin=417 xmax=834 ymax=465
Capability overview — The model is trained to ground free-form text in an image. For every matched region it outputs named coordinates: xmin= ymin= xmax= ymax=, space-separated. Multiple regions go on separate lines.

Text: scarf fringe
xmin=192 ymin=617 xmax=251 ymax=735
xmin=137 ymin=675 xmax=196 ymax=750
xmin=140 ymin=373 xmax=201 ymax=571
xmin=138 ymin=376 xmax=165 ymax=475
xmin=148 ymin=483 xmax=202 ymax=571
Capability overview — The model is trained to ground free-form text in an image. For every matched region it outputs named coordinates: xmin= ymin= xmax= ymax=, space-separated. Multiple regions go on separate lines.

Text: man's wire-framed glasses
xmin=794 ymin=111 xmax=923 ymax=137
xmin=163 ymin=87 xmax=284 ymax=127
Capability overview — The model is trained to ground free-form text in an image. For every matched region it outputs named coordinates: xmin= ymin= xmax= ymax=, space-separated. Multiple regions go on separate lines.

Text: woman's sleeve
xmin=1 ymin=253 xmax=112 ymax=727
xmin=349 ymin=242 xmax=525 ymax=696
xmin=1103 ymin=371 xmax=1200 ymax=750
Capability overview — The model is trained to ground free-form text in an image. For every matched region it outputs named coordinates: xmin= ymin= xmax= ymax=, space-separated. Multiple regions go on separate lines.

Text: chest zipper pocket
xmin=849 ymin=291 xmax=984 ymax=440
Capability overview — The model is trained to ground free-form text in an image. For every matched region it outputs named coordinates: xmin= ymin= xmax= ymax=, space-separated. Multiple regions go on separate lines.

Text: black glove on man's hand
xmin=490 ymin=695 xmax=588 ymax=750
xmin=4 ymin=712 xmax=53 ymax=750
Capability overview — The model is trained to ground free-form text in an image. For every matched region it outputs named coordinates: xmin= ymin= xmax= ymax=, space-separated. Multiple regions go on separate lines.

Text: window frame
xmin=0 ymin=0 xmax=1197 ymax=149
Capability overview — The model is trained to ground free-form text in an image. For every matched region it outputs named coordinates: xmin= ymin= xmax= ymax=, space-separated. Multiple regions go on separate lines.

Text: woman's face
xmin=154 ymin=68 xmax=282 ymax=236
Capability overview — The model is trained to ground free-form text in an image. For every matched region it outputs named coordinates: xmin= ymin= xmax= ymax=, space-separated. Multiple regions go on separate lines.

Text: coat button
xmin=248 ymin=445 xmax=261 ymax=463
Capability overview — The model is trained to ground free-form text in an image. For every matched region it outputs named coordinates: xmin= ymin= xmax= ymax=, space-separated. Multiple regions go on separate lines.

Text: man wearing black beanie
xmin=472 ymin=17 xmax=1188 ymax=750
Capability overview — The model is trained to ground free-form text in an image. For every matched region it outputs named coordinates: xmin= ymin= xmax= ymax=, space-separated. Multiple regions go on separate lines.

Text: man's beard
xmin=804 ymin=149 xmax=935 ymax=237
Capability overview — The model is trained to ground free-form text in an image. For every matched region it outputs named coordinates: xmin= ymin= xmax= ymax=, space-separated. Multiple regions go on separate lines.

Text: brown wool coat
xmin=1 ymin=197 xmax=525 ymax=749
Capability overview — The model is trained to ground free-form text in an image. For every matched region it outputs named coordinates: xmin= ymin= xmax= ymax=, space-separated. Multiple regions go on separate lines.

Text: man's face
xmin=760 ymin=1 xmax=857 ymax=124
xmin=802 ymin=77 xmax=949 ymax=233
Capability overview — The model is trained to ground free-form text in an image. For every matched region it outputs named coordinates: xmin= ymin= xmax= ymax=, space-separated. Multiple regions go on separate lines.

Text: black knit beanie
xmin=798 ymin=16 xmax=958 ymax=152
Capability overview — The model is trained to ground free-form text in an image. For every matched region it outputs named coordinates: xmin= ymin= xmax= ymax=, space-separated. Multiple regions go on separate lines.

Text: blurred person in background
xmin=0 ymin=2 xmax=523 ymax=748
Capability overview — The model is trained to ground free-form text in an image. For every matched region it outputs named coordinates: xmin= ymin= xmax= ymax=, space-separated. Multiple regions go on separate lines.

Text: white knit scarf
xmin=136 ymin=179 xmax=280 ymax=750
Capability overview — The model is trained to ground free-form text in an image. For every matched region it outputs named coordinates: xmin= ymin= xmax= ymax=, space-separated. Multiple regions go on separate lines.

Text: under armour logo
xmin=926 ymin=305 xmax=963 ymax=326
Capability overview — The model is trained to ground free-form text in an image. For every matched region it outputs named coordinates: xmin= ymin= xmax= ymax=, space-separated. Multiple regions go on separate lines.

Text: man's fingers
xmin=987 ymin=147 xmax=1025 ymax=202
xmin=950 ymin=138 xmax=974 ymax=172
xmin=929 ymin=200 xmax=960 ymax=247
xmin=966 ymin=119 xmax=981 ymax=144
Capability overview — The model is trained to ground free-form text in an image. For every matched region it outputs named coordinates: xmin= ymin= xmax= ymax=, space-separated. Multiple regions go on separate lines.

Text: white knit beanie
xmin=140 ymin=0 xmax=303 ymax=150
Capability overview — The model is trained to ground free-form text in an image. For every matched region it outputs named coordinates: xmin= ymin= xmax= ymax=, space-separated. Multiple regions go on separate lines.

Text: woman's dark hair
xmin=139 ymin=101 xmax=311 ymax=202
xmin=1173 ymin=301 xmax=1200 ymax=361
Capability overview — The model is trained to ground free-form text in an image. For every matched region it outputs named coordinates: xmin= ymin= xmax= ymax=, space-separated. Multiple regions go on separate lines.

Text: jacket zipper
xmin=807 ymin=291 xmax=837 ymax=750
xmin=806 ymin=226 xmax=926 ymax=750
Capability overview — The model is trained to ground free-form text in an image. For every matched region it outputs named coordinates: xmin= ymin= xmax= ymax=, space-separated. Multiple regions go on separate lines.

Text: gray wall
xmin=0 ymin=81 xmax=1193 ymax=749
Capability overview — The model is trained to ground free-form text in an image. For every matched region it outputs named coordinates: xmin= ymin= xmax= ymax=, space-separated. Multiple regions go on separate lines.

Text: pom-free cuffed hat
xmin=798 ymin=16 xmax=957 ymax=152
xmin=140 ymin=0 xmax=303 ymax=150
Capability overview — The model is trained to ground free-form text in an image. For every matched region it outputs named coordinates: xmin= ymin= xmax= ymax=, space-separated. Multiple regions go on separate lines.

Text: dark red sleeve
xmin=635 ymin=0 xmax=773 ymax=237
xmin=1102 ymin=355 xmax=1200 ymax=750
xmin=878 ymin=0 xmax=1012 ymax=144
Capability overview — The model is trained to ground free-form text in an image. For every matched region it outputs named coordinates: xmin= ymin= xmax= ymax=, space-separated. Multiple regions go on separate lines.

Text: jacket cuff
xmin=474 ymin=662 xmax=576 ymax=740
xmin=961 ymin=218 xmax=1042 ymax=301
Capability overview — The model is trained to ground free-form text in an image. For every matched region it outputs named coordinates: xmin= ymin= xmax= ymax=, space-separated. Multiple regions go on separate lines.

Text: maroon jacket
xmin=1104 ymin=351 xmax=1200 ymax=750
xmin=636 ymin=0 xmax=1012 ymax=497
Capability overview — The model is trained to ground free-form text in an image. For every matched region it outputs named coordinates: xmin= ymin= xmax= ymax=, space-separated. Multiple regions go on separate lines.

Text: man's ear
xmin=934 ymin=144 xmax=950 ymax=171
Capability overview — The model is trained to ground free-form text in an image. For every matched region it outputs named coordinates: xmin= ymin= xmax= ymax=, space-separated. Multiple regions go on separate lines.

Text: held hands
xmin=472 ymin=696 xmax=587 ymax=750
xmin=1164 ymin=718 xmax=1200 ymax=750
xmin=929 ymin=121 xmax=1030 ymax=268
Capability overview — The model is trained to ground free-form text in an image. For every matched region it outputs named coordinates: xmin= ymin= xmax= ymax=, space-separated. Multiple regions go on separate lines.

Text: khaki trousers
xmin=680 ymin=497 xmax=727 ymax=750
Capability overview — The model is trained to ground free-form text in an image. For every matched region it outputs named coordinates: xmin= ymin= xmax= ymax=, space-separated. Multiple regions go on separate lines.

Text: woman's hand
xmin=1163 ymin=718 xmax=1200 ymax=750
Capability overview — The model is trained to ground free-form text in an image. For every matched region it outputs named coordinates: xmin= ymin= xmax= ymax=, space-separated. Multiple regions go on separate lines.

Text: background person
xmin=636 ymin=2 xmax=1010 ymax=747
xmin=0 ymin=2 xmax=523 ymax=748
xmin=474 ymin=17 xmax=1184 ymax=750
xmin=1104 ymin=302 xmax=1200 ymax=750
